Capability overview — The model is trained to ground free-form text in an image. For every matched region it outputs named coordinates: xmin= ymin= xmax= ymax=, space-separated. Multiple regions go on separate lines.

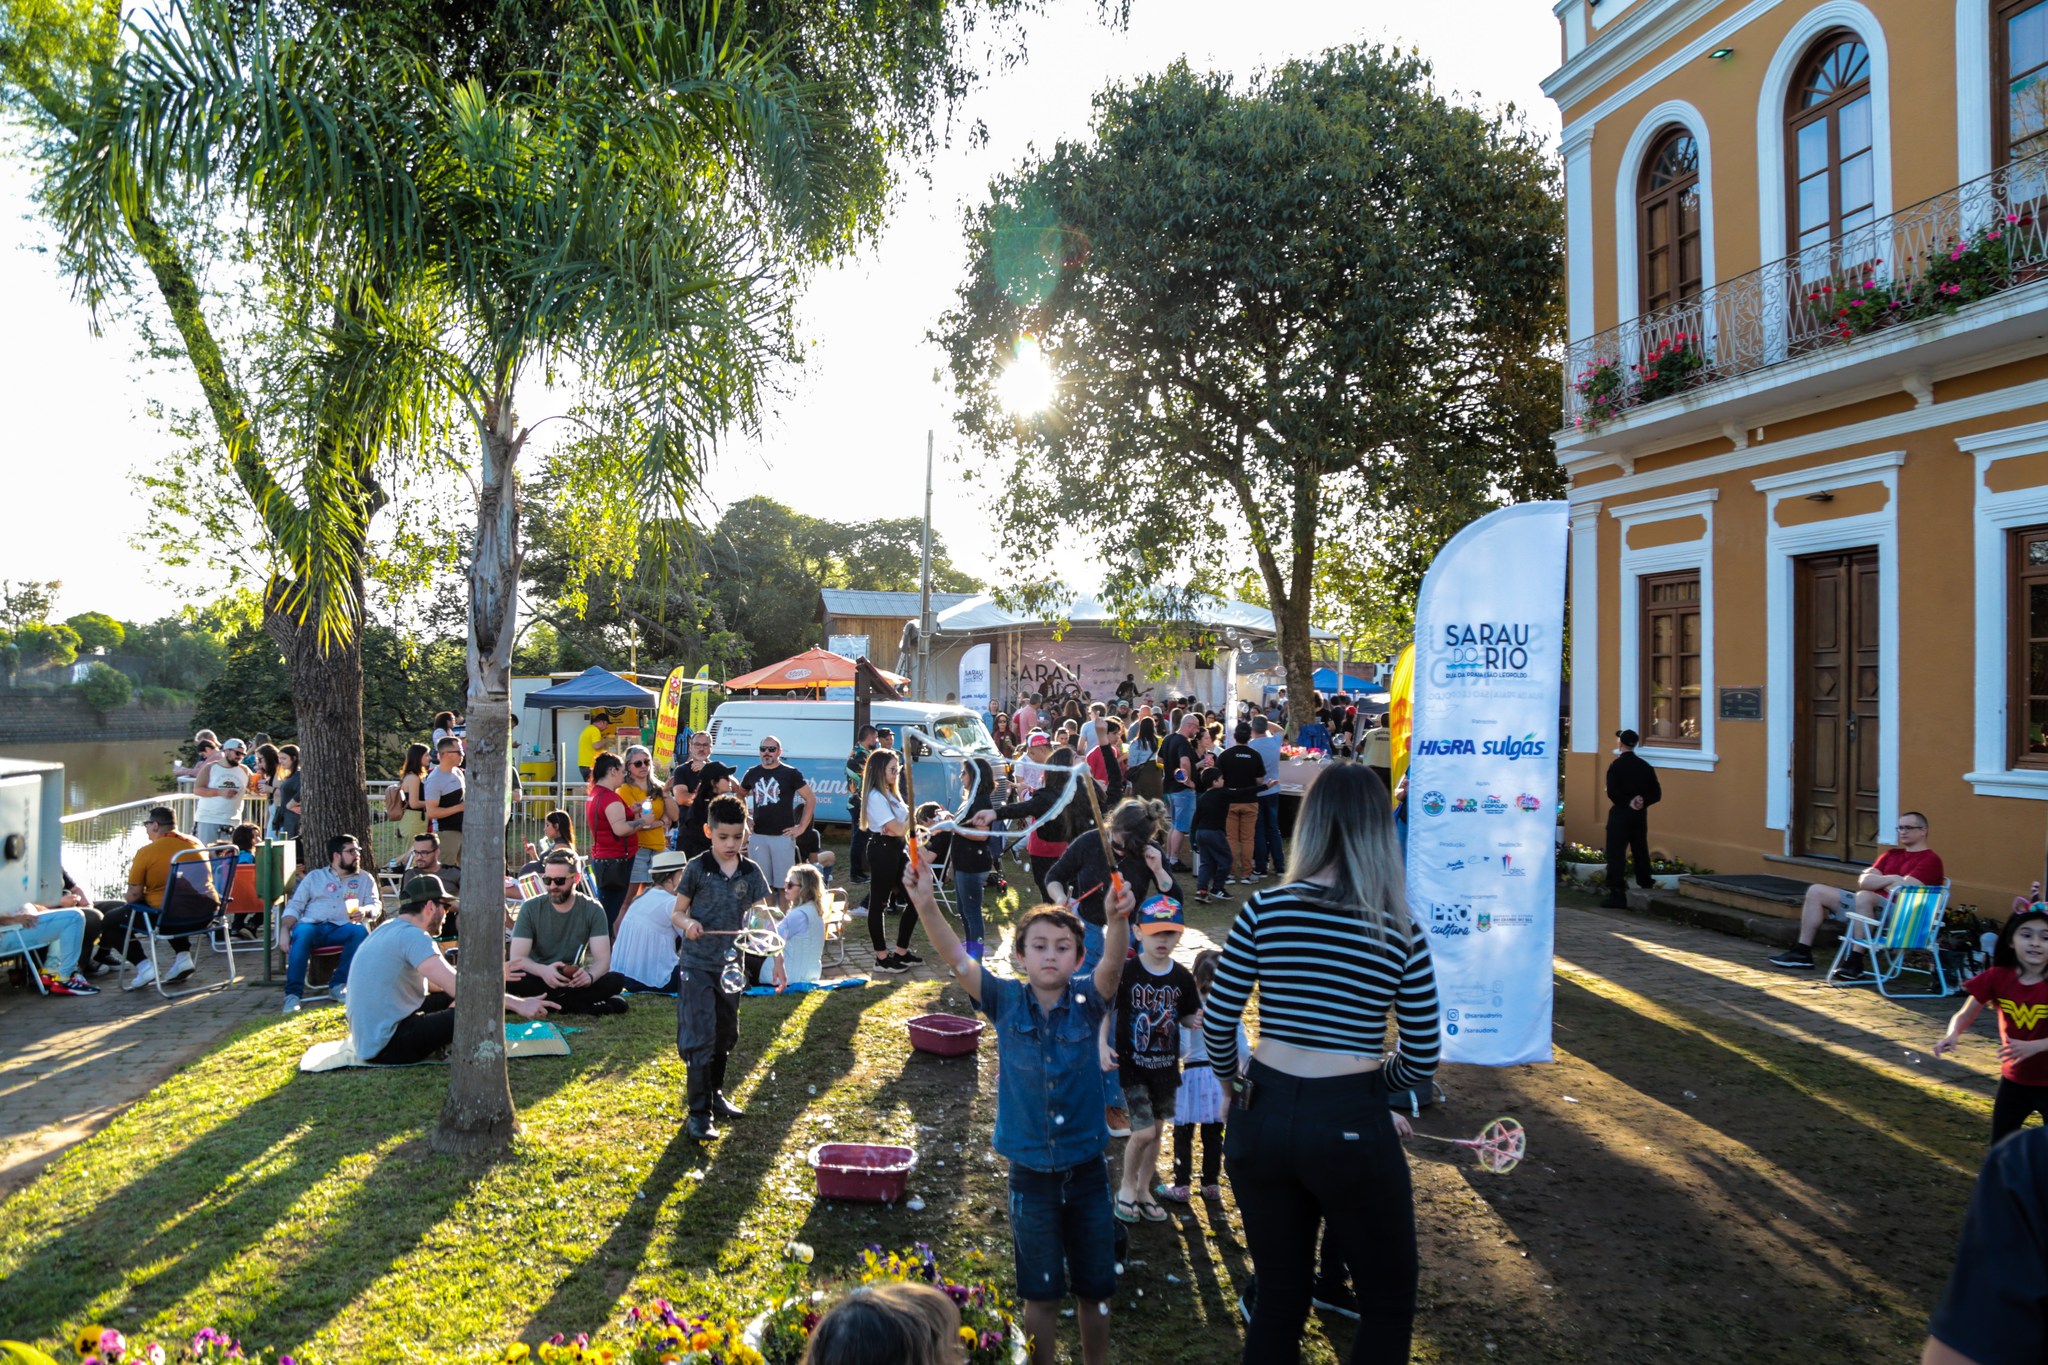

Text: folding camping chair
xmin=1 ymin=922 xmax=50 ymax=993
xmin=1830 ymin=880 xmax=1955 ymax=998
xmin=122 ymin=844 xmax=240 ymax=998
xmin=820 ymin=886 xmax=851 ymax=972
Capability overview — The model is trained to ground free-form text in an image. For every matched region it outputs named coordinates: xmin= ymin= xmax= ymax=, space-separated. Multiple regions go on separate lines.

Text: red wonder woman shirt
xmin=1964 ymin=967 xmax=2048 ymax=1084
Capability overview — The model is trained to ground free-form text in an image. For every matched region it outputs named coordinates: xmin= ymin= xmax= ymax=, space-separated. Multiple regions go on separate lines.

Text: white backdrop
xmin=1405 ymin=502 xmax=1569 ymax=1066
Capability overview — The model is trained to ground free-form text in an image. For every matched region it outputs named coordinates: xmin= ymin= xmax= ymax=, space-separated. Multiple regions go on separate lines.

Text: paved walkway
xmin=0 ymin=885 xmax=1992 ymax=1201
xmin=0 ymin=944 xmax=272 ymax=1192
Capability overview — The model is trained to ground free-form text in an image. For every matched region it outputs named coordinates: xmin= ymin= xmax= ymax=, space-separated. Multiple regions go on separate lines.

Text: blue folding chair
xmin=121 ymin=843 xmax=242 ymax=998
xmin=1831 ymin=880 xmax=1955 ymax=998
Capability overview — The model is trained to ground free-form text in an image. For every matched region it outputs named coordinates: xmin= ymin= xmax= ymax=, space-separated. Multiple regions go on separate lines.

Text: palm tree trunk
xmin=433 ymin=395 xmax=524 ymax=1155
xmin=264 ymin=574 xmax=371 ymax=859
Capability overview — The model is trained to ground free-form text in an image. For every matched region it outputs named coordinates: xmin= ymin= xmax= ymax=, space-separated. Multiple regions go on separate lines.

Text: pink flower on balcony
xmin=2009 ymin=214 xmax=2022 ymax=225
xmin=1939 ymin=282 xmax=1962 ymax=296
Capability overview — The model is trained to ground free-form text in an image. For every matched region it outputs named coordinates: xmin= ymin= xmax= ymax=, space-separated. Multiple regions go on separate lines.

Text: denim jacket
xmin=977 ymin=963 xmax=1110 ymax=1172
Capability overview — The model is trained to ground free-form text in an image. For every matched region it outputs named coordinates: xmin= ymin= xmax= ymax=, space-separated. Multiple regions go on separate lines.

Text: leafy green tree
xmin=76 ymin=659 xmax=133 ymax=712
xmin=0 ymin=579 xmax=59 ymax=631
xmin=64 ymin=0 xmax=1099 ymax=1154
xmin=937 ymin=48 xmax=1563 ymax=728
xmin=63 ymin=611 xmax=124 ymax=652
xmin=15 ymin=621 xmax=80 ymax=667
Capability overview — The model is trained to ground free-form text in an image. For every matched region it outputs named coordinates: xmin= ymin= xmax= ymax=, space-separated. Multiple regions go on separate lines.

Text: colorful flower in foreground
xmin=78 ymin=1328 xmax=106 ymax=1357
xmin=99 ymin=1329 xmax=128 ymax=1358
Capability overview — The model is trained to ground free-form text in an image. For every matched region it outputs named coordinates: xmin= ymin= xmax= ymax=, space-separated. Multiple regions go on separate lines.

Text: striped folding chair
xmin=1831 ymin=880 xmax=1954 ymax=998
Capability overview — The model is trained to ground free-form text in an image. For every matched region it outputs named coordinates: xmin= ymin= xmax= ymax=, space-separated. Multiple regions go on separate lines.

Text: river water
xmin=0 ymin=738 xmax=180 ymax=814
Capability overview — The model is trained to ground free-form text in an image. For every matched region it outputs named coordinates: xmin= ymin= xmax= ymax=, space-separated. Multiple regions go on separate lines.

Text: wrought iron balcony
xmin=1563 ymin=151 xmax=2048 ymax=433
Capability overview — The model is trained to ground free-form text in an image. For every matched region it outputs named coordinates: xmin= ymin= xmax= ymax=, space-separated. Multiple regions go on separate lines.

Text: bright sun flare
xmin=996 ymin=334 xmax=1056 ymax=414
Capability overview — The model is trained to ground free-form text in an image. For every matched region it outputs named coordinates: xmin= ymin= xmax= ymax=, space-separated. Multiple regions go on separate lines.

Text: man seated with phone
xmin=506 ymin=849 xmax=630 ymax=1015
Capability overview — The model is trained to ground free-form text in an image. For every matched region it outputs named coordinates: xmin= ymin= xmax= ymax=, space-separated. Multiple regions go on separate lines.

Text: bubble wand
xmin=1409 ymin=1116 xmax=1527 ymax=1174
xmin=1076 ymin=757 xmax=1124 ymax=904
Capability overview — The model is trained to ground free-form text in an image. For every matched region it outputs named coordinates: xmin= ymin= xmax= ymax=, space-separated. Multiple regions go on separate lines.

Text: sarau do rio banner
xmin=1405 ymin=502 xmax=1568 ymax=1067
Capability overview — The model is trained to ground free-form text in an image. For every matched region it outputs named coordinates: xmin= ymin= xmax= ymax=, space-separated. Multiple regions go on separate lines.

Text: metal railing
xmin=1565 ymin=150 xmax=2048 ymax=430
xmin=61 ymin=794 xmax=200 ymax=901
xmin=365 ymin=781 xmax=596 ymax=873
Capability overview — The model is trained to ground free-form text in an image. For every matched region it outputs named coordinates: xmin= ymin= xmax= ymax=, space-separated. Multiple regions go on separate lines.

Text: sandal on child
xmin=1154 ymin=1183 xmax=1191 ymax=1203
xmin=1113 ymin=1198 xmax=1142 ymax=1225
xmin=1137 ymin=1199 xmax=1170 ymax=1222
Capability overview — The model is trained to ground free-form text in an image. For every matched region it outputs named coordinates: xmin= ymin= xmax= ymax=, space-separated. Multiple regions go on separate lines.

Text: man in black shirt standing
xmin=1157 ymin=713 xmax=1202 ymax=873
xmin=740 ymin=736 xmax=813 ymax=889
xmin=1601 ymin=728 xmax=1661 ymax=909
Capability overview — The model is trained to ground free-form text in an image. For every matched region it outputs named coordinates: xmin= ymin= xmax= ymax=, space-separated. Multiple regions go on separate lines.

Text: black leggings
xmin=1173 ymin=1120 xmax=1223 ymax=1187
xmin=1993 ymin=1077 xmax=2048 ymax=1144
xmin=866 ymin=834 xmax=917 ymax=954
xmin=1225 ymin=1062 xmax=1415 ymax=1365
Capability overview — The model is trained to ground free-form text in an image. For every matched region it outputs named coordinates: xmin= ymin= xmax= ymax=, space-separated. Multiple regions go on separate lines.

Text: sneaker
xmin=282 ymin=994 xmax=302 ymax=1014
xmin=44 ymin=973 xmax=100 ymax=996
xmin=873 ymin=955 xmax=909 ymax=975
xmin=1312 ymin=1282 xmax=1361 ymax=1320
xmin=85 ymin=957 xmax=113 ymax=978
xmin=166 ymin=952 xmax=197 ymax=983
xmin=898 ymin=950 xmax=924 ymax=965
xmin=332 ymin=982 xmax=348 ymax=1004
xmin=1831 ymin=959 xmax=1873 ymax=984
xmin=1106 ymin=1106 xmax=1132 ymax=1139
xmin=1237 ymin=1274 xmax=1258 ymax=1326
xmin=594 ymin=996 xmax=630 ymax=1015
xmin=125 ymin=958 xmax=159 ymax=992
xmin=1768 ymin=948 xmax=1815 ymax=970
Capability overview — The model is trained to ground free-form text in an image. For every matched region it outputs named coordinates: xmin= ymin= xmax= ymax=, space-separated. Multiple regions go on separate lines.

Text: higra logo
xmin=1420 ymin=790 xmax=1447 ymax=817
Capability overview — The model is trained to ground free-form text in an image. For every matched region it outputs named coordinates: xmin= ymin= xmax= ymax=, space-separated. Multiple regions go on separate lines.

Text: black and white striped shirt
xmin=1203 ymin=881 xmax=1441 ymax=1093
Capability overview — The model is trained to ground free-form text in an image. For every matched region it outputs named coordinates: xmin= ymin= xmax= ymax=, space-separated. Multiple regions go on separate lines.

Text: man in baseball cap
xmin=344 ymin=874 xmax=555 ymax=1065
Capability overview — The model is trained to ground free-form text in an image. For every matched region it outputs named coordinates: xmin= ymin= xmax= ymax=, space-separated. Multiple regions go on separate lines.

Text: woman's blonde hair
xmin=859 ymin=748 xmax=901 ymax=832
xmin=801 ymin=1281 xmax=961 ymax=1365
xmin=785 ymin=862 xmax=826 ymax=908
xmin=1282 ymin=762 xmax=1411 ymax=946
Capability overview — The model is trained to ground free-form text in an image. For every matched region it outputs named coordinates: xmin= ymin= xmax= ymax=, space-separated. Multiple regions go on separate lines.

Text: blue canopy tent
xmin=523 ymin=667 xmax=660 ymax=783
xmin=1312 ymin=667 xmax=1378 ymax=693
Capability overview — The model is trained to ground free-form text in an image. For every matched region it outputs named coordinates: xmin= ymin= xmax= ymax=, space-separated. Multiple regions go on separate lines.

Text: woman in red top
xmin=1936 ymin=899 xmax=2048 ymax=1144
xmin=585 ymin=752 xmax=643 ymax=930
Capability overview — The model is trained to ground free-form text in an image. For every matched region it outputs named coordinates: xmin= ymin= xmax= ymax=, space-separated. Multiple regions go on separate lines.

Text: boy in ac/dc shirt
xmin=1100 ymin=894 xmax=1201 ymax=1224
xmin=1936 ymin=899 xmax=2048 ymax=1145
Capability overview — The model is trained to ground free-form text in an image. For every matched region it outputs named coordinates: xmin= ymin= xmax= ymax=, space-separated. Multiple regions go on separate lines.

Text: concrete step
xmin=1676 ymin=872 xmax=1835 ymax=922
xmin=1597 ymin=887 xmax=1829 ymax=948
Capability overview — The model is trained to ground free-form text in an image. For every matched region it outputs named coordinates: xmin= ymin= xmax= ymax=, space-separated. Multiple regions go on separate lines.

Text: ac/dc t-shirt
xmin=740 ymin=764 xmax=810 ymax=836
xmin=1965 ymin=966 xmax=2048 ymax=1085
xmin=1115 ymin=956 xmax=1200 ymax=1079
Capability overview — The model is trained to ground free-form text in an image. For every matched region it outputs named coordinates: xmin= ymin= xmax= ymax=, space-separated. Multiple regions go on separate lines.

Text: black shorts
xmin=1121 ymin=1065 xmax=1178 ymax=1131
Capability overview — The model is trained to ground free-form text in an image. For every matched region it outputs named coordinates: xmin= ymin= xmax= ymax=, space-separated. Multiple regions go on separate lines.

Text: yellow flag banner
xmin=687 ymin=665 xmax=711 ymax=734
xmin=1387 ymin=643 xmax=1416 ymax=793
xmin=652 ymin=667 xmax=688 ymax=768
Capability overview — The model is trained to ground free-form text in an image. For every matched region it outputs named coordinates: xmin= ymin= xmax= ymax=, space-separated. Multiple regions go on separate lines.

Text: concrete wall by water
xmin=0 ymin=693 xmax=194 ymax=745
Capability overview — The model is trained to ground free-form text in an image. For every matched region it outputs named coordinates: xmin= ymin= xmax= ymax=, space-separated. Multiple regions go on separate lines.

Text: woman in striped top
xmin=1203 ymin=761 xmax=1439 ymax=1365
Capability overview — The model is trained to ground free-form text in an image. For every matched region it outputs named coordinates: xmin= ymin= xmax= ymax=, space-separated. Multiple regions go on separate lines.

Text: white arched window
xmin=1758 ymin=3 xmax=1893 ymax=268
xmin=1615 ymin=102 xmax=1717 ymax=326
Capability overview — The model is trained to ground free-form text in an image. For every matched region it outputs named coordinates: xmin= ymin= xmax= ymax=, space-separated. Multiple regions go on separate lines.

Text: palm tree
xmin=56 ymin=0 xmax=837 ymax=1151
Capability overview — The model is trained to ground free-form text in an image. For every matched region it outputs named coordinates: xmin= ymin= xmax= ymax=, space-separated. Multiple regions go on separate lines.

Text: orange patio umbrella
xmin=723 ymin=648 xmax=908 ymax=692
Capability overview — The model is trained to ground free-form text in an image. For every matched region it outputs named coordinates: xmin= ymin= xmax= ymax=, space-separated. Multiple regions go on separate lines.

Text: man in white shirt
xmin=279 ymin=834 xmax=379 ymax=1012
xmin=193 ymin=737 xmax=251 ymax=843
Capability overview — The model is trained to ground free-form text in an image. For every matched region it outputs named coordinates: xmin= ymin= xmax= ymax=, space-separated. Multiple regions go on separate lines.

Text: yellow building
xmin=1547 ymin=0 xmax=2048 ymax=909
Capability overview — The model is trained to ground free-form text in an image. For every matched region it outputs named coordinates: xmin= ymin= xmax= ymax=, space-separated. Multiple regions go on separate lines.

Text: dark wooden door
xmin=1793 ymin=550 xmax=1882 ymax=862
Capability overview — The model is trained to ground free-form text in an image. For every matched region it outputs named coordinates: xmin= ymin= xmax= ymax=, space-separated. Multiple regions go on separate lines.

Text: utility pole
xmin=918 ymin=430 xmax=934 ymax=702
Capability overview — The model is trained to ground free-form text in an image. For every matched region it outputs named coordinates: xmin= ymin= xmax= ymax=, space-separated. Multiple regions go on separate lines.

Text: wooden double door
xmin=1793 ymin=549 xmax=1882 ymax=864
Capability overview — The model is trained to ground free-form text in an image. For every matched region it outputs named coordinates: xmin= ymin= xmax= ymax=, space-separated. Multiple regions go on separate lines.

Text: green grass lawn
xmin=0 ymin=883 xmax=1352 ymax=1364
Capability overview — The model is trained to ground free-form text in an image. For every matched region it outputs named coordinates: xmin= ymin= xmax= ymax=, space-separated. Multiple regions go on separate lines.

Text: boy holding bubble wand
xmin=671 ymin=792 xmax=772 ymax=1141
xmin=903 ymin=837 xmax=1135 ymax=1365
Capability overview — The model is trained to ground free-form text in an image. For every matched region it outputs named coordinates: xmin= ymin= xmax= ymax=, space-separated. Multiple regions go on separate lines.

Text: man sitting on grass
xmin=507 ymin=850 xmax=629 ymax=1015
xmin=346 ymin=875 xmax=556 ymax=1065
xmin=1770 ymin=811 xmax=1944 ymax=980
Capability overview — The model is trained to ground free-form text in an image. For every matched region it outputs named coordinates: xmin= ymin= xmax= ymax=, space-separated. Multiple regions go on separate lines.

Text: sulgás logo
xmin=1420 ymin=790 xmax=1447 ymax=817
xmin=1415 ymin=734 xmax=1548 ymax=760
xmin=1425 ymin=901 xmax=1474 ymax=937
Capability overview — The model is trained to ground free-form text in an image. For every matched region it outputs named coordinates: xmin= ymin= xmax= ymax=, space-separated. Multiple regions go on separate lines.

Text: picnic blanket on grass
xmin=742 ymin=977 xmax=868 ymax=997
xmin=299 ymin=1020 xmax=571 ymax=1071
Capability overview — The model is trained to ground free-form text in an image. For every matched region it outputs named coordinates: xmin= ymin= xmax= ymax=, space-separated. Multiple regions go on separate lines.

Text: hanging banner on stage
xmin=1406 ymin=502 xmax=1568 ymax=1067
xmin=687 ymin=665 xmax=711 ymax=734
xmin=958 ymin=643 xmax=992 ymax=714
xmin=652 ymin=667 xmax=688 ymax=768
xmin=1017 ymin=639 xmax=1130 ymax=706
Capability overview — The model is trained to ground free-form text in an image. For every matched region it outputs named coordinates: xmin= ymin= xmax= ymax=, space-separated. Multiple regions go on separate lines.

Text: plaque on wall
xmin=1718 ymin=686 xmax=1763 ymax=720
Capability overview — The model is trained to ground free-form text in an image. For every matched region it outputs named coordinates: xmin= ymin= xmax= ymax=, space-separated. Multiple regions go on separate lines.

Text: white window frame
xmin=1960 ymin=418 xmax=2048 ymax=797
xmin=1960 ymin=0 xmax=1995 ymax=187
xmin=1615 ymin=101 xmax=1718 ymax=331
xmin=1611 ymin=488 xmax=1718 ymax=771
xmin=1753 ymin=450 xmax=1903 ymax=840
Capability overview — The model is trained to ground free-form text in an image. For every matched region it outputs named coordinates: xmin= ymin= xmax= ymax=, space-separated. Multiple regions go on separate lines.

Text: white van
xmin=704 ymin=699 xmax=1000 ymax=824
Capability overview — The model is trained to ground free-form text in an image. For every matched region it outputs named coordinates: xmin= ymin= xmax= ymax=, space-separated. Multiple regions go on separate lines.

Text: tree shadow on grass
xmin=0 ymin=1045 xmax=577 ymax=1349
xmin=514 ymin=988 xmax=884 ymax=1342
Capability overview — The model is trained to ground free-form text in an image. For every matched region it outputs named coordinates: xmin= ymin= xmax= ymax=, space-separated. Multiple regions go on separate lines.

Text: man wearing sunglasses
xmin=740 ymin=735 xmax=813 ymax=888
xmin=507 ymin=849 xmax=629 ymax=1015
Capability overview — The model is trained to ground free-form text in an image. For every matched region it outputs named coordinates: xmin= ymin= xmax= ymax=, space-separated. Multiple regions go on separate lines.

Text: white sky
xmin=0 ymin=0 xmax=1559 ymax=625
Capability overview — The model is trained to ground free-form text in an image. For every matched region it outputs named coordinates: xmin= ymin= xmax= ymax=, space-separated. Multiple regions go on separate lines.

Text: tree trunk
xmin=265 ymin=574 xmax=370 ymax=859
xmin=433 ymin=395 xmax=524 ymax=1155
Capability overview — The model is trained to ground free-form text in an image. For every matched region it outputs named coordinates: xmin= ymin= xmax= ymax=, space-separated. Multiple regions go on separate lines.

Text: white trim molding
xmin=1570 ymin=501 xmax=1603 ymax=753
xmin=1550 ymin=0 xmax=1787 ymax=134
xmin=1959 ymin=0 xmax=1994 ymax=187
xmin=1757 ymin=3 xmax=1894 ymax=271
xmin=1615 ymin=101 xmax=1719 ymax=336
xmin=1565 ymin=125 xmax=1598 ymax=343
xmin=1960 ymin=419 xmax=2048 ymax=798
xmin=1753 ymin=451 xmax=1903 ymax=840
xmin=1611 ymin=489 xmax=1719 ymax=770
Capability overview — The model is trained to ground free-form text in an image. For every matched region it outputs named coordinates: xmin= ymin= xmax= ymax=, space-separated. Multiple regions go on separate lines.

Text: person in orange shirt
xmin=104 ymin=805 xmax=204 ymax=991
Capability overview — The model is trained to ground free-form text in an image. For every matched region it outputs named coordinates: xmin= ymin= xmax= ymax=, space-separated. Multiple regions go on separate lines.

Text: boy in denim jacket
xmin=903 ymin=854 xmax=1133 ymax=1365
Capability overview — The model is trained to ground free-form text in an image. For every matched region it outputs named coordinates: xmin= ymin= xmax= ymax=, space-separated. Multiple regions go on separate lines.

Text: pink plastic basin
xmin=807 ymin=1143 xmax=919 ymax=1203
xmin=907 ymin=1012 xmax=986 ymax=1058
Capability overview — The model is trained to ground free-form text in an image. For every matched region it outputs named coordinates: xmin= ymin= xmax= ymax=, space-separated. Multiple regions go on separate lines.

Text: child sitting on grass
xmin=902 ymin=850 xmax=1133 ymax=1365
xmin=1935 ymin=896 xmax=2048 ymax=1145
xmin=1097 ymin=895 xmax=1201 ymax=1223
